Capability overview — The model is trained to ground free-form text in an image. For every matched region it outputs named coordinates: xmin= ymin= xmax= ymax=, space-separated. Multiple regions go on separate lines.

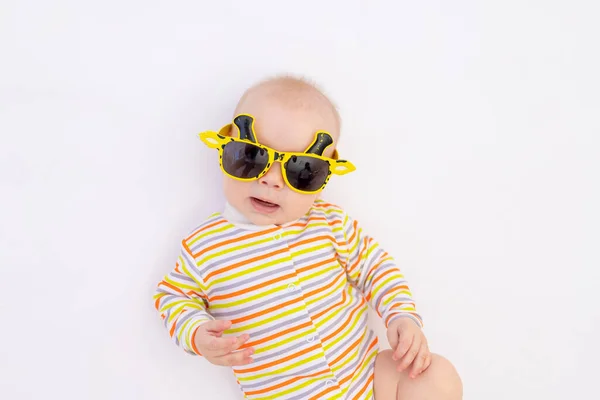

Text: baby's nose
xmin=258 ymin=163 xmax=285 ymax=189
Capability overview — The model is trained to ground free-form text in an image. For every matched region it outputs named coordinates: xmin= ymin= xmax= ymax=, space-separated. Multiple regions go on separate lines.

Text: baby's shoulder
xmin=179 ymin=211 xmax=234 ymax=253
xmin=309 ymin=199 xmax=349 ymax=225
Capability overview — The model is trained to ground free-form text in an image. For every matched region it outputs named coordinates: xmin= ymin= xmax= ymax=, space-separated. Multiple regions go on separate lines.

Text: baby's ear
xmin=218 ymin=123 xmax=233 ymax=137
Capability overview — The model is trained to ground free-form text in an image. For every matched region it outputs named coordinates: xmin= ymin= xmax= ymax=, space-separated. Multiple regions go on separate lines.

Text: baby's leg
xmin=373 ymin=350 xmax=462 ymax=400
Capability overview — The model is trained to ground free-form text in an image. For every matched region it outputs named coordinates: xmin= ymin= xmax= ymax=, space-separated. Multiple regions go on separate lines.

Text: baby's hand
xmin=386 ymin=318 xmax=431 ymax=378
xmin=194 ymin=320 xmax=254 ymax=366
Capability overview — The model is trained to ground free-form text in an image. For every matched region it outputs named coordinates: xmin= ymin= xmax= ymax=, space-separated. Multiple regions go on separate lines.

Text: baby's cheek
xmin=285 ymin=191 xmax=320 ymax=218
xmin=223 ymin=177 xmax=250 ymax=204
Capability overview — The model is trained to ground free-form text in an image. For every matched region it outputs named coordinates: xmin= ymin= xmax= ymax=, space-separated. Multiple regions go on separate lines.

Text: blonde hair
xmin=234 ymin=74 xmax=341 ymax=133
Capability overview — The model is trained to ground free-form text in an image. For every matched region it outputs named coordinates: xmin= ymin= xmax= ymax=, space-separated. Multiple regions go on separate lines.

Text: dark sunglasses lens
xmin=285 ymin=156 xmax=329 ymax=192
xmin=222 ymin=142 xmax=269 ymax=179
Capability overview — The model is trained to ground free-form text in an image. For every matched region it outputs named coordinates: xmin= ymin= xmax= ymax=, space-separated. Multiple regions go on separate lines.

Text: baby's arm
xmin=154 ymin=240 xmax=213 ymax=355
xmin=154 ymin=241 xmax=254 ymax=365
xmin=337 ymin=211 xmax=422 ymax=328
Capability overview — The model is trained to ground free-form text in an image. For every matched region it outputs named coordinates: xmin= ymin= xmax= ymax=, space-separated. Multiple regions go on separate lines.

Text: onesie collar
xmin=222 ymin=202 xmax=277 ymax=231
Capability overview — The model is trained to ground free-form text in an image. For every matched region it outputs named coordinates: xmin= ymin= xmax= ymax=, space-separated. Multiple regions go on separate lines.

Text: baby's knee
xmin=404 ymin=353 xmax=462 ymax=400
xmin=375 ymin=350 xmax=462 ymax=400
xmin=426 ymin=354 xmax=463 ymax=398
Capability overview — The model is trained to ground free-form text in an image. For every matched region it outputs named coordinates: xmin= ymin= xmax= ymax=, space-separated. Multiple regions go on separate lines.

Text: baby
xmin=154 ymin=76 xmax=462 ymax=399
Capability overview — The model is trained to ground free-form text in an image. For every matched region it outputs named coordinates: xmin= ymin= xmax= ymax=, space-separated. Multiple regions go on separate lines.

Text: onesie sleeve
xmin=338 ymin=211 xmax=423 ymax=328
xmin=153 ymin=240 xmax=213 ymax=356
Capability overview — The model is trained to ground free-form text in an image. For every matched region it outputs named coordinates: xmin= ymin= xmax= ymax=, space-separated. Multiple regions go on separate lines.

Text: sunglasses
xmin=199 ymin=114 xmax=356 ymax=194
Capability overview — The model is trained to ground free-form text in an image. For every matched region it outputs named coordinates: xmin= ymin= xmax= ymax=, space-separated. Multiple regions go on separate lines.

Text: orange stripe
xmin=365 ymin=257 xmax=388 ymax=281
xmin=205 ymin=246 xmax=288 ymax=281
xmin=194 ymin=227 xmax=280 ymax=259
xmin=364 ymin=253 xmax=392 ymax=279
xmin=287 ymin=215 xmax=328 ymax=229
xmin=340 ymin=337 xmax=378 ymax=387
xmin=308 ymin=385 xmax=337 ymax=400
xmin=373 ymin=284 xmax=410 ymax=307
xmin=232 ymin=296 xmax=303 ymax=324
xmin=236 ymin=343 xmax=321 ymax=373
xmin=159 ymin=280 xmax=185 ymax=296
xmin=367 ymin=269 xmax=408 ymax=301
xmin=370 ymin=265 xmax=399 ymax=287
xmin=191 ymin=324 xmax=202 ymax=356
xmin=330 ymin=329 xmax=365 ymax=366
xmin=352 ymin=373 xmax=374 ymax=400
xmin=322 ymin=297 xmax=366 ymax=343
xmin=287 ymin=213 xmax=343 ymax=230
xmin=312 ymin=289 xmax=347 ymax=320
xmin=347 ymin=238 xmax=369 ymax=276
xmin=244 ymin=321 xmax=312 ymax=349
xmin=244 ymin=368 xmax=330 ymax=396
xmin=296 ymin=255 xmax=337 ymax=274
xmin=365 ymin=267 xmax=394 ymax=302
xmin=185 ymin=219 xmax=227 ymax=240
xmin=346 ymin=220 xmax=358 ymax=243
xmin=388 ymin=302 xmax=415 ymax=311
xmin=185 ymin=290 xmax=206 ymax=298
xmin=303 ymin=271 xmax=345 ymax=300
xmin=170 ymin=308 xmax=189 ymax=338
xmin=210 ymin=272 xmax=296 ymax=301
xmin=289 ymin=234 xmax=330 ymax=250
xmin=313 ymin=201 xmax=337 ymax=209
xmin=375 ymin=285 xmax=410 ymax=312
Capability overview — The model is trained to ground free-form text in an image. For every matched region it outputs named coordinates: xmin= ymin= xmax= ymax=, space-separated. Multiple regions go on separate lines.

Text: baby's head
xmin=207 ymin=76 xmax=348 ymax=226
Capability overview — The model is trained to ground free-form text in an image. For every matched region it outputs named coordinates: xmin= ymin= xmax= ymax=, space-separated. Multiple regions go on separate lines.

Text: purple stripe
xmin=326 ymin=316 xmax=368 ymax=361
xmin=208 ymin=264 xmax=293 ymax=295
xmin=338 ymin=329 xmax=377 ymax=397
xmin=200 ymin=240 xmax=284 ymax=277
xmin=303 ymin=269 xmax=341 ymax=293
xmin=240 ymin=360 xmax=330 ymax=390
xmin=249 ymin=314 xmax=308 ymax=338
xmin=289 ymin=226 xmax=331 ymax=243
xmin=189 ymin=228 xmax=245 ymax=255
xmin=319 ymin=294 xmax=365 ymax=337
xmin=213 ymin=290 xmax=295 ymax=319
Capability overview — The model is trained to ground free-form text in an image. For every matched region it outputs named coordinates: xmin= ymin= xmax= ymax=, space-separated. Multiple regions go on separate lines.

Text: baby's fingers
xmin=214 ymin=347 xmax=255 ymax=366
xmin=202 ymin=319 xmax=232 ymax=334
xmin=393 ymin=330 xmax=413 ymax=362
xmin=209 ymin=334 xmax=251 ymax=355
xmin=409 ymin=344 xmax=430 ymax=378
xmin=202 ymin=336 xmax=239 ymax=356
xmin=231 ymin=334 xmax=251 ymax=351
xmin=397 ymin=335 xmax=421 ymax=372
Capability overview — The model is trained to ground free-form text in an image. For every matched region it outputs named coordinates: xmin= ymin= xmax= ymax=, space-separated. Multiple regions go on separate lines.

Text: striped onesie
xmin=154 ymin=200 xmax=422 ymax=399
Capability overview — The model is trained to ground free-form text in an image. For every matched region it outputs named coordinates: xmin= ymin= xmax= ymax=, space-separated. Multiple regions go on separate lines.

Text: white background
xmin=1 ymin=1 xmax=599 ymax=399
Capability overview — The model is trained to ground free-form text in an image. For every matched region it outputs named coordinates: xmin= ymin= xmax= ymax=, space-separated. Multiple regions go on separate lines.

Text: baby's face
xmin=223 ymin=97 xmax=339 ymax=226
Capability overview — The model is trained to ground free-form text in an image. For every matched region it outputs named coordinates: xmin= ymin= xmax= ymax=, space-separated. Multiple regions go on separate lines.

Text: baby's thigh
xmin=373 ymin=350 xmax=402 ymax=400
xmin=374 ymin=350 xmax=463 ymax=400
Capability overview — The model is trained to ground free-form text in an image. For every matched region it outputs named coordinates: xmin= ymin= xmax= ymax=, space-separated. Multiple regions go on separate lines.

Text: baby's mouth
xmin=250 ymin=197 xmax=280 ymax=213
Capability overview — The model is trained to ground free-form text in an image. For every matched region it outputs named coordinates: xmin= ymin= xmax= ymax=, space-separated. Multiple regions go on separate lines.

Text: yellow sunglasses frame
xmin=198 ymin=114 xmax=356 ymax=194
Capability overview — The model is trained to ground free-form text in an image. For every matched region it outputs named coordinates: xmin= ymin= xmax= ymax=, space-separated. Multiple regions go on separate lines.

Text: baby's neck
xmin=223 ymin=202 xmax=279 ymax=230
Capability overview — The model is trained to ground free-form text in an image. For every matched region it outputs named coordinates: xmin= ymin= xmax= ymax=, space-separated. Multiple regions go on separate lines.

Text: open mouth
xmin=250 ymin=197 xmax=280 ymax=213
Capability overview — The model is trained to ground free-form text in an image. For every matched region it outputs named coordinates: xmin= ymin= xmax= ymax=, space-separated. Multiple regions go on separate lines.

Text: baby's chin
xmin=245 ymin=208 xmax=292 ymax=226
xmin=243 ymin=203 xmax=309 ymax=226
xmin=246 ymin=213 xmax=282 ymax=226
